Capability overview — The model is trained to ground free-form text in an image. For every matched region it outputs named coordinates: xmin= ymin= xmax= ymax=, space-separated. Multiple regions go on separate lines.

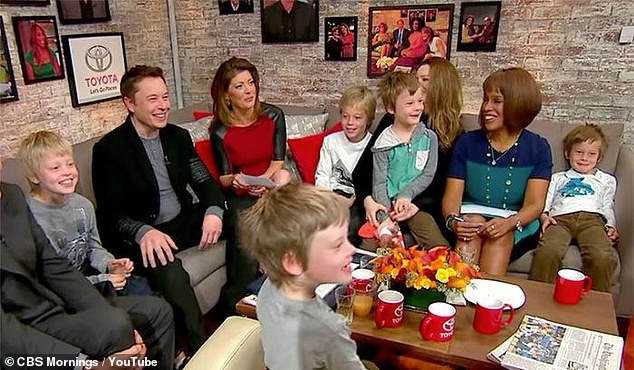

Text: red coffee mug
xmin=553 ymin=268 xmax=592 ymax=305
xmin=374 ymin=290 xmax=404 ymax=328
xmin=473 ymin=297 xmax=514 ymax=334
xmin=420 ymin=302 xmax=456 ymax=342
xmin=350 ymin=269 xmax=375 ymax=292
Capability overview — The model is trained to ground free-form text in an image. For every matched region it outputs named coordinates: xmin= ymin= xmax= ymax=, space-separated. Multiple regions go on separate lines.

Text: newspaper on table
xmin=487 ymin=315 xmax=623 ymax=370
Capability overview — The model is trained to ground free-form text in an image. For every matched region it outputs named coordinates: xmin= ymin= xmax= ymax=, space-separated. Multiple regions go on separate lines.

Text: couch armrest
xmin=184 ymin=316 xmax=264 ymax=370
xmin=614 ymin=145 xmax=633 ymax=317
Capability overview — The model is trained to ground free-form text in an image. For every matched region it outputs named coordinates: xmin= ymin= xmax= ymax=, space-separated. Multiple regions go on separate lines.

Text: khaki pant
xmin=529 ymin=212 xmax=619 ymax=292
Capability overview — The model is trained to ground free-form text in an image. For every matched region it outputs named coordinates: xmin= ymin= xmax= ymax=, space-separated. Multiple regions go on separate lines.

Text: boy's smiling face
xmin=567 ymin=139 xmax=601 ymax=174
xmin=31 ymin=152 xmax=78 ymax=204
xmin=389 ymin=87 xmax=424 ymax=128
xmin=341 ymin=104 xmax=369 ymax=143
xmin=300 ymin=221 xmax=355 ymax=289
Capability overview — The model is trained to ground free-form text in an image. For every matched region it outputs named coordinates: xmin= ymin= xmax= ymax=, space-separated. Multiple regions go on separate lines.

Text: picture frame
xmin=1 ymin=16 xmax=19 ymax=103
xmin=0 ymin=0 xmax=49 ymax=5
xmin=457 ymin=1 xmax=501 ymax=52
xmin=261 ymin=0 xmax=319 ymax=43
xmin=61 ymin=32 xmax=127 ymax=107
xmin=56 ymin=0 xmax=111 ymax=25
xmin=218 ymin=0 xmax=254 ymax=15
xmin=324 ymin=16 xmax=358 ymax=61
xmin=12 ymin=16 xmax=64 ymax=85
xmin=368 ymin=4 xmax=454 ymax=78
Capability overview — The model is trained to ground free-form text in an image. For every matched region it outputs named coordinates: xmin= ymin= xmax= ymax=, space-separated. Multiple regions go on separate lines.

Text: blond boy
xmin=530 ymin=124 xmax=619 ymax=292
xmin=315 ymin=85 xmax=376 ymax=245
xmin=240 ymin=183 xmax=369 ymax=370
xmin=371 ymin=71 xmax=448 ymax=248
xmin=18 ymin=131 xmax=135 ymax=290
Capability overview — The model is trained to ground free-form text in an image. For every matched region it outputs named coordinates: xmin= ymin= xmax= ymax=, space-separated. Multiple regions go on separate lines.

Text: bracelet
xmin=514 ymin=215 xmax=523 ymax=232
xmin=445 ymin=214 xmax=459 ymax=232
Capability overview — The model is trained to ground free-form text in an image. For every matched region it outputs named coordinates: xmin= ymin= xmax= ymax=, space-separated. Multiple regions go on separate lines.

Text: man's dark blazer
xmin=390 ymin=27 xmax=411 ymax=56
xmin=1 ymin=183 xmax=108 ymax=355
xmin=92 ymin=116 xmax=225 ymax=257
xmin=219 ymin=0 xmax=252 ymax=14
xmin=262 ymin=0 xmax=317 ymax=42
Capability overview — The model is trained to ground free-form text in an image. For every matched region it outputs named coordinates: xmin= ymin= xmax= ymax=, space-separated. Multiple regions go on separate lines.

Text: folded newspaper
xmin=488 ymin=315 xmax=623 ymax=370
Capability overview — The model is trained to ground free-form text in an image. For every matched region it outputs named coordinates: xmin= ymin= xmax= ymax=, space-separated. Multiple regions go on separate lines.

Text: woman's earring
xmin=226 ymin=99 xmax=232 ymax=110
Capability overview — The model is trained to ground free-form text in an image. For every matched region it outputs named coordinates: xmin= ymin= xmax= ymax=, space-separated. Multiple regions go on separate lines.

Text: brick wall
xmin=1 ymin=0 xmax=632 ymax=157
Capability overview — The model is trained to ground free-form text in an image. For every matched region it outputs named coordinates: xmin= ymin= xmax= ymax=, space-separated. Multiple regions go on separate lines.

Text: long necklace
xmin=486 ymin=133 xmax=520 ymax=166
xmin=484 ymin=132 xmax=522 ymax=210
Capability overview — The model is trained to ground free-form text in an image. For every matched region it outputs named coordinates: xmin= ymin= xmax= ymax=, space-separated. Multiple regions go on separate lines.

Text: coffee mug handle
xmin=420 ymin=316 xmax=434 ymax=340
xmin=500 ymin=304 xmax=514 ymax=327
xmin=375 ymin=304 xmax=386 ymax=328
xmin=581 ymin=275 xmax=593 ymax=295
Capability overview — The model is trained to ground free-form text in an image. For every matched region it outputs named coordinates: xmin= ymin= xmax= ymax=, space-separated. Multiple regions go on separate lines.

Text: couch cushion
xmin=285 ymin=113 xmax=329 ymax=139
xmin=177 ymin=241 xmax=226 ymax=286
xmin=287 ymin=123 xmax=343 ymax=184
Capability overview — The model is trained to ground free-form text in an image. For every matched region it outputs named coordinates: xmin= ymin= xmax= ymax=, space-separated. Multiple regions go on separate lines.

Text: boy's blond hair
xmin=18 ymin=130 xmax=73 ymax=191
xmin=339 ymin=85 xmax=377 ymax=128
xmin=378 ymin=71 xmax=420 ymax=112
xmin=239 ymin=183 xmax=349 ymax=287
xmin=563 ymin=123 xmax=608 ymax=161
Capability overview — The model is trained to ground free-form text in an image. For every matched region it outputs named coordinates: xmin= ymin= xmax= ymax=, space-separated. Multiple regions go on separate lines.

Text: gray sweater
xmin=27 ymin=193 xmax=114 ymax=285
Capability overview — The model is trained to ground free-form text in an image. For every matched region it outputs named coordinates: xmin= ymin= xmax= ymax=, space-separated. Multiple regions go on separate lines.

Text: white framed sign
xmin=61 ymin=32 xmax=126 ymax=107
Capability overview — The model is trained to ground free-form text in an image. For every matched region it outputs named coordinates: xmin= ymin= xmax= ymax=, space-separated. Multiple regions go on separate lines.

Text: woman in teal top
xmin=443 ymin=67 xmax=552 ymax=275
xmin=24 ymin=23 xmax=61 ymax=80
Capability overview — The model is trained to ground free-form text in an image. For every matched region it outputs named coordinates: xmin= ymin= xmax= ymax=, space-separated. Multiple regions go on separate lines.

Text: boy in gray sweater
xmin=240 ymin=183 xmax=377 ymax=370
xmin=18 ymin=130 xmax=147 ymax=293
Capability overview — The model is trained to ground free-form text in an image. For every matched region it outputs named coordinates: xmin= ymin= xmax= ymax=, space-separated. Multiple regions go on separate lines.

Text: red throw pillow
xmin=287 ymin=123 xmax=342 ymax=184
xmin=193 ymin=111 xmax=213 ymax=120
xmin=194 ymin=139 xmax=220 ymax=181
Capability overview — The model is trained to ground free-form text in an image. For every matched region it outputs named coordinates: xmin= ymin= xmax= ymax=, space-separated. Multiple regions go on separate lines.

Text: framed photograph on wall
xmin=12 ymin=16 xmax=64 ymax=85
xmin=368 ymin=4 xmax=454 ymax=78
xmin=61 ymin=32 xmax=127 ymax=107
xmin=261 ymin=0 xmax=318 ymax=43
xmin=57 ymin=0 xmax=111 ymax=25
xmin=324 ymin=16 xmax=357 ymax=61
xmin=457 ymin=1 xmax=501 ymax=52
xmin=1 ymin=16 xmax=19 ymax=103
xmin=0 ymin=0 xmax=49 ymax=5
xmin=218 ymin=0 xmax=253 ymax=15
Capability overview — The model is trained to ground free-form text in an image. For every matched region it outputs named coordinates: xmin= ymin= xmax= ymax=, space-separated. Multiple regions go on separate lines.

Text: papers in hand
xmin=460 ymin=204 xmax=517 ymax=218
xmin=238 ymin=174 xmax=276 ymax=188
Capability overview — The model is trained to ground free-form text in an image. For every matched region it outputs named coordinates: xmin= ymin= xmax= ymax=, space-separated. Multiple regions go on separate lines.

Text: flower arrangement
xmin=375 ymin=56 xmax=397 ymax=71
xmin=373 ymin=244 xmax=480 ymax=296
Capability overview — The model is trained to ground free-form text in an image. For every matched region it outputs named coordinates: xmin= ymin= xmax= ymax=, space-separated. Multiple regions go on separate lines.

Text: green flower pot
xmin=402 ymin=288 xmax=446 ymax=312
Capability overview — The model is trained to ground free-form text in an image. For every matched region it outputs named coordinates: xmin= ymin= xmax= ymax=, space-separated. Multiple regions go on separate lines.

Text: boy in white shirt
xmin=529 ymin=124 xmax=619 ymax=292
xmin=315 ymin=85 xmax=376 ymax=245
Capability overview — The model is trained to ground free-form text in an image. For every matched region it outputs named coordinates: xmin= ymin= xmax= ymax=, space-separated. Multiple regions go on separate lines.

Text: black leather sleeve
xmin=261 ymin=102 xmax=287 ymax=161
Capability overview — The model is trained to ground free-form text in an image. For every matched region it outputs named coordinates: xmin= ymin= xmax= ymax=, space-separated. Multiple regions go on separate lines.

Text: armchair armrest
xmin=614 ymin=145 xmax=633 ymax=317
xmin=184 ymin=316 xmax=264 ymax=370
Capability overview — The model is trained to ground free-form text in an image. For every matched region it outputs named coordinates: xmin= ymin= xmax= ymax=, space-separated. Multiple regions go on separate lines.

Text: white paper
xmin=460 ymin=204 xmax=517 ymax=218
xmin=238 ymin=174 xmax=276 ymax=188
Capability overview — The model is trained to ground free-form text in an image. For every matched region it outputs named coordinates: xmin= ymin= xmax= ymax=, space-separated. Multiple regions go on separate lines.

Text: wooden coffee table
xmin=236 ymin=275 xmax=618 ymax=369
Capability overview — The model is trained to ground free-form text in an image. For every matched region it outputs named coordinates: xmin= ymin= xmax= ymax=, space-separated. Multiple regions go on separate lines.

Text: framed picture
xmin=457 ymin=1 xmax=501 ymax=52
xmin=0 ymin=0 xmax=49 ymax=5
xmin=1 ymin=16 xmax=19 ymax=103
xmin=56 ymin=0 xmax=111 ymax=25
xmin=12 ymin=16 xmax=64 ymax=85
xmin=61 ymin=32 xmax=126 ymax=107
xmin=261 ymin=0 xmax=318 ymax=43
xmin=368 ymin=4 xmax=454 ymax=78
xmin=218 ymin=0 xmax=253 ymax=15
xmin=324 ymin=16 xmax=357 ymax=61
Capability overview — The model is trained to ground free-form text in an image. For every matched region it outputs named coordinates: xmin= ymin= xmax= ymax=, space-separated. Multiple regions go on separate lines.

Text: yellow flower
xmin=446 ymin=267 xmax=457 ymax=278
xmin=435 ymin=268 xmax=450 ymax=283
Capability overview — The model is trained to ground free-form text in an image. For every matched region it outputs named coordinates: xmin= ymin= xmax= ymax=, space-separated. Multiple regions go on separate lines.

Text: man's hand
xmin=91 ymin=330 xmax=146 ymax=370
xmin=108 ymin=258 xmax=134 ymax=276
xmin=606 ymin=226 xmax=620 ymax=245
xmin=139 ymin=229 xmax=178 ymax=268
xmin=107 ymin=274 xmax=128 ymax=290
xmin=199 ymin=214 xmax=223 ymax=250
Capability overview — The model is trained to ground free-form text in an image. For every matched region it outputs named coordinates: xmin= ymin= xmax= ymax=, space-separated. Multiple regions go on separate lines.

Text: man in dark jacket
xmin=92 ymin=65 xmax=225 ymax=354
